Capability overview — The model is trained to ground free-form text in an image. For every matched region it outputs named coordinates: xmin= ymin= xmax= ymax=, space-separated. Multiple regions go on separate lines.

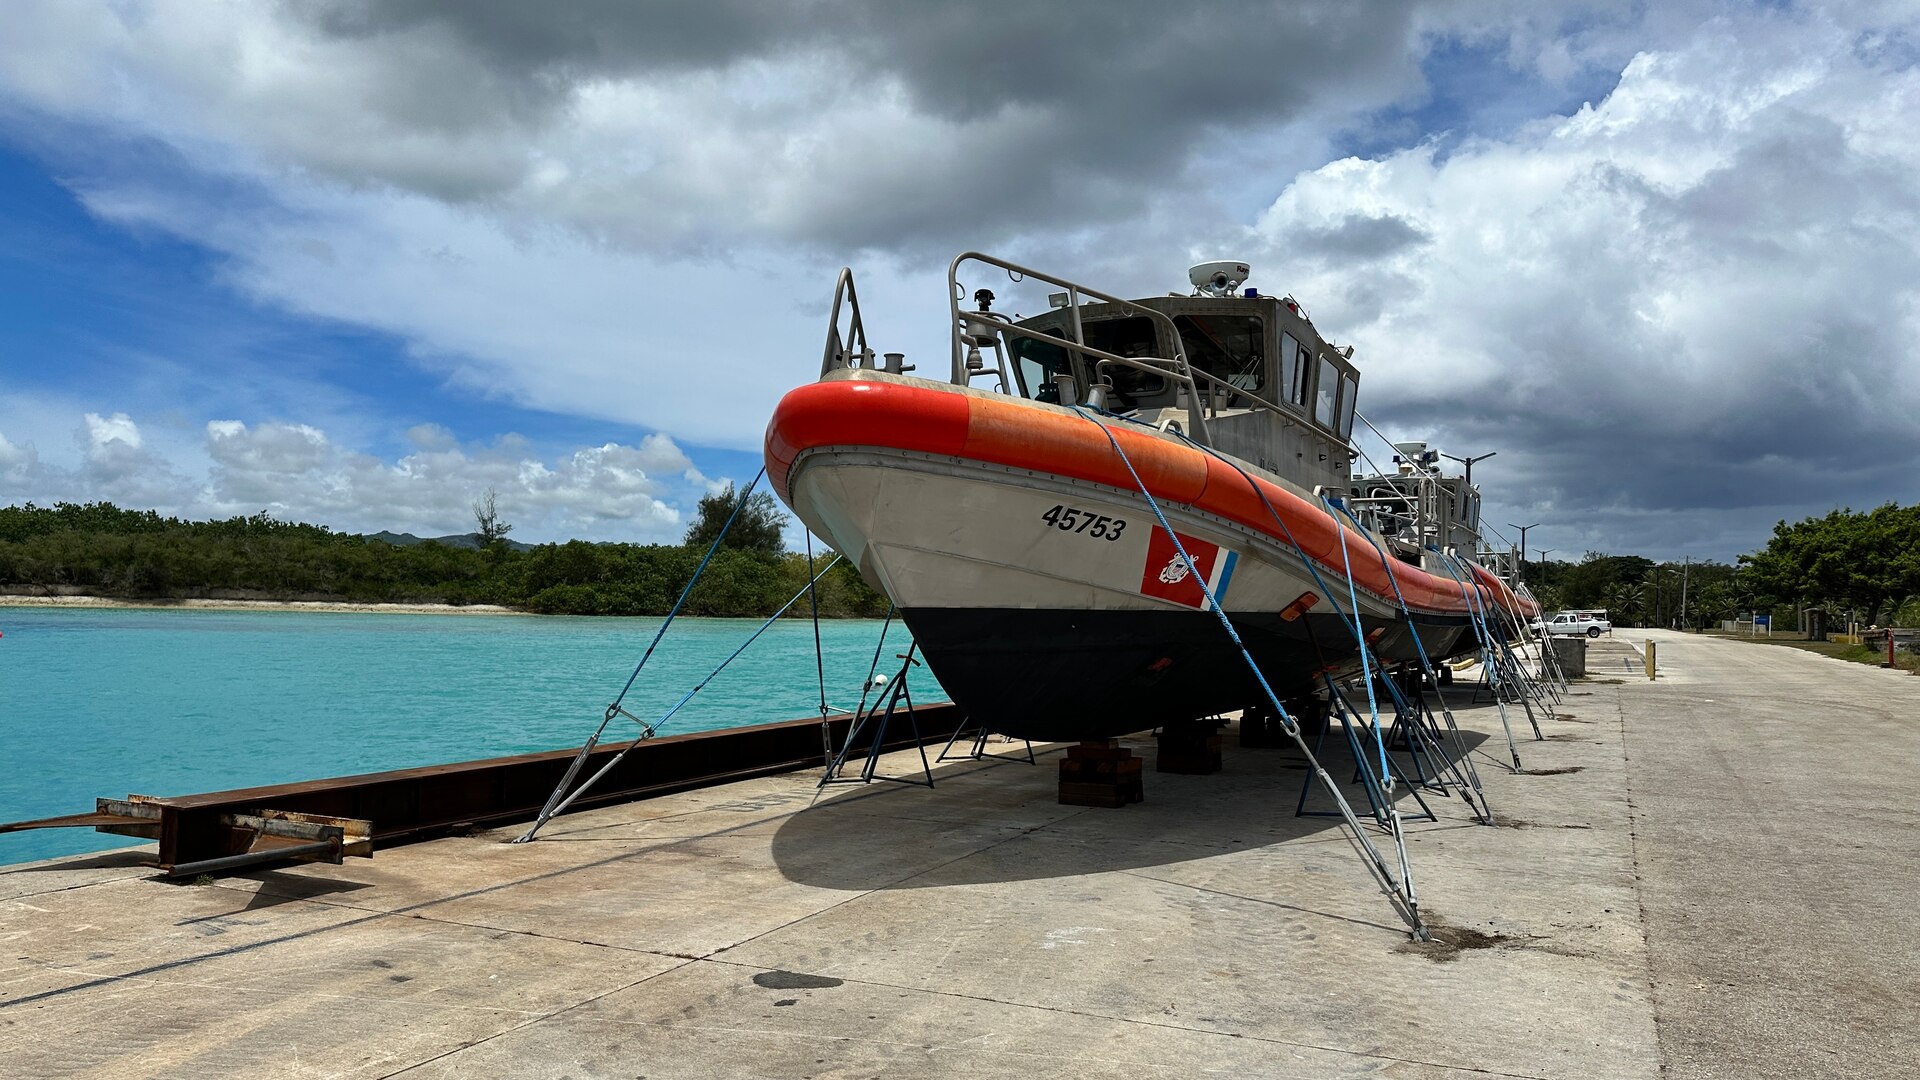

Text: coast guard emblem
xmin=1139 ymin=529 xmax=1238 ymax=608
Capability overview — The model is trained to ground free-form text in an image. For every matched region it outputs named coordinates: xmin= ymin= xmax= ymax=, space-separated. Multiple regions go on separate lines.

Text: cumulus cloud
xmin=198 ymin=419 xmax=691 ymax=539
xmin=0 ymin=1 xmax=1447 ymax=251
xmin=1250 ymin=6 xmax=1920 ymax=557
xmin=0 ymin=413 xmax=706 ymax=543
xmin=0 ymin=1 xmax=1670 ymax=450
xmin=0 ymin=431 xmax=39 ymax=484
xmin=75 ymin=411 xmax=196 ymax=508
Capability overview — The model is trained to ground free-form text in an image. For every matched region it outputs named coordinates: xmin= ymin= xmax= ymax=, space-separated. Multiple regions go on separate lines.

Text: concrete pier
xmin=3 ymin=630 xmax=1915 ymax=1078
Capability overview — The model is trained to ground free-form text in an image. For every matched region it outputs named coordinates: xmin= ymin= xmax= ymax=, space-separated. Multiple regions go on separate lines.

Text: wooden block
xmin=1059 ymin=782 xmax=1130 ymax=808
xmin=1156 ymin=752 xmax=1223 ymax=775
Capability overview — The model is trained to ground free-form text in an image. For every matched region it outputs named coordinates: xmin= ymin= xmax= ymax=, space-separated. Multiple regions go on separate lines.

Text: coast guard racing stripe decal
xmin=1139 ymin=529 xmax=1238 ymax=609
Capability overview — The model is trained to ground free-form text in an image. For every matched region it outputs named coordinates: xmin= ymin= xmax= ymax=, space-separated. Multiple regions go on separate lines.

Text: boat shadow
xmin=770 ymin=725 xmax=1491 ymax=892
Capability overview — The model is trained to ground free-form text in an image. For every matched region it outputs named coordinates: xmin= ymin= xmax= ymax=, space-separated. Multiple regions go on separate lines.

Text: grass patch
xmin=1700 ymin=630 xmax=1920 ymax=673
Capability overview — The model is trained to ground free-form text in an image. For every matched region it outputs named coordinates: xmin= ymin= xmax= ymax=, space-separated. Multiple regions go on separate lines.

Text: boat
xmin=764 ymin=253 xmax=1536 ymax=741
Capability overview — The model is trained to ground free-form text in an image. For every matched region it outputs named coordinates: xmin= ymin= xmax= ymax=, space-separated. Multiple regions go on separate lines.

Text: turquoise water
xmin=0 ymin=607 xmax=939 ymax=866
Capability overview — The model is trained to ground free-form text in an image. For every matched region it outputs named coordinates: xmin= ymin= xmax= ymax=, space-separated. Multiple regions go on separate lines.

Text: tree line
xmin=1521 ymin=502 xmax=1920 ymax=630
xmin=0 ymin=491 xmax=889 ymax=618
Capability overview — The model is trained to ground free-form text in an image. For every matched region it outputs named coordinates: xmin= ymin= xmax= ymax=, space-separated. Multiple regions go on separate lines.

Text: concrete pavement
xmin=1619 ymin=629 xmax=1920 ymax=1079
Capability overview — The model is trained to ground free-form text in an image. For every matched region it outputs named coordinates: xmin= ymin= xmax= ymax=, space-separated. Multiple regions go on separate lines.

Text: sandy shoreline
xmin=0 ymin=594 xmax=526 ymax=616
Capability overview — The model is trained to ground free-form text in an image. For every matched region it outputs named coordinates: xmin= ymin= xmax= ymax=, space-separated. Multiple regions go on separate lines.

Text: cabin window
xmin=1173 ymin=314 xmax=1264 ymax=395
xmin=1314 ymin=355 xmax=1340 ymax=429
xmin=1011 ymin=333 xmax=1072 ymax=403
xmin=1279 ymin=333 xmax=1299 ymax=405
xmin=1079 ymin=316 xmax=1166 ymax=405
xmin=1279 ymin=333 xmax=1313 ymax=407
xmin=1337 ymin=372 xmax=1358 ymax=438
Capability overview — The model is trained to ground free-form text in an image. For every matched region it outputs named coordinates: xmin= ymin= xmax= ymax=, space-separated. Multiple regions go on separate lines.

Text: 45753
xmin=1040 ymin=504 xmax=1127 ymax=541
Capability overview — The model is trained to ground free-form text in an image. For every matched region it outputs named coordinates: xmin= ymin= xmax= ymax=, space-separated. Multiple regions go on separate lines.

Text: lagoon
xmin=0 ymin=607 xmax=937 ymax=866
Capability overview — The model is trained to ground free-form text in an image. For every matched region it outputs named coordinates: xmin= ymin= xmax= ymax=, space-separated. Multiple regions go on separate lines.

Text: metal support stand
xmin=1435 ymin=553 xmax=1529 ymax=771
xmin=1378 ymin=671 xmax=1490 ymax=824
xmin=820 ymin=646 xmax=936 ymax=789
xmin=937 ymin=720 xmax=1037 ymax=765
xmin=1297 ymin=677 xmax=1439 ymax=824
xmin=1318 ymin=500 xmax=1492 ymax=823
xmin=1490 ymin=633 xmax=1550 ymax=738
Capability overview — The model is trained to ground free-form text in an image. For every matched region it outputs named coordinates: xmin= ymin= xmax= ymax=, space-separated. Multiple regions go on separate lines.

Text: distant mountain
xmin=364 ymin=530 xmax=534 ymax=552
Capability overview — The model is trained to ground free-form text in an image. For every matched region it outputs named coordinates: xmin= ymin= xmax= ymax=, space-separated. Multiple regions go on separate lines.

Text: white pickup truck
xmin=1537 ymin=611 xmax=1611 ymax=638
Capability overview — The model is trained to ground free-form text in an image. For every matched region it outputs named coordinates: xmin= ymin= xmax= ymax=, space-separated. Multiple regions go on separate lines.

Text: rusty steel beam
xmin=4 ymin=704 xmax=967 ymax=874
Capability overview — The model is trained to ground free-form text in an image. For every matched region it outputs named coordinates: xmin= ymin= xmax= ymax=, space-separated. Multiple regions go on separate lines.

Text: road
xmin=1621 ymin=629 xmax=1920 ymax=1079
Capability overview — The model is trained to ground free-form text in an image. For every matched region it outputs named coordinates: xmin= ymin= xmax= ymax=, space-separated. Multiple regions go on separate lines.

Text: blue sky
xmin=0 ymin=132 xmax=770 ymax=492
xmin=1 ymin=2 xmax=1915 ymax=559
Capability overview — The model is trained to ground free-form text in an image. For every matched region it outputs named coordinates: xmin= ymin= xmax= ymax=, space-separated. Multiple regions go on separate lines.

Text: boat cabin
xmin=992 ymin=262 xmax=1361 ymax=495
xmin=1346 ymin=441 xmax=1484 ymax=559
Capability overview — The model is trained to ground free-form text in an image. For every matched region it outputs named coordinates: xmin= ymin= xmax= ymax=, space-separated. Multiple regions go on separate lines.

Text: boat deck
xmin=4 ymin=630 xmax=1916 ymax=1078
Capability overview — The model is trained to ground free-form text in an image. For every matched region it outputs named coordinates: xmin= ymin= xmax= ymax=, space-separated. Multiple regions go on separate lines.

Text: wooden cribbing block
xmin=1156 ymin=723 xmax=1223 ymax=774
xmin=1059 ymin=741 xmax=1144 ymax=806
xmin=1239 ymin=705 xmax=1287 ymax=748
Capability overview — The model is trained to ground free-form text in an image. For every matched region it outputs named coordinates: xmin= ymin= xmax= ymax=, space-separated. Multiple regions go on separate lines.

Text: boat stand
xmin=936 ymin=720 xmax=1037 ymax=765
xmin=820 ymin=646 xmax=936 ymax=789
xmin=1297 ymin=676 xmax=1439 ymax=825
xmin=1156 ymin=717 xmax=1225 ymax=774
xmin=1510 ymin=584 xmax=1571 ymax=696
xmin=1434 ymin=552 xmax=1532 ymax=770
xmin=1058 ymin=740 xmax=1145 ymax=807
xmin=1316 ymin=500 xmax=1492 ymax=823
xmin=1379 ymin=671 xmax=1492 ymax=824
xmin=1489 ymin=632 xmax=1552 ymax=734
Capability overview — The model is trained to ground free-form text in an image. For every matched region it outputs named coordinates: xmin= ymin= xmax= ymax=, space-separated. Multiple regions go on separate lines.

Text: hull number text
xmin=1041 ymin=504 xmax=1127 ymax=541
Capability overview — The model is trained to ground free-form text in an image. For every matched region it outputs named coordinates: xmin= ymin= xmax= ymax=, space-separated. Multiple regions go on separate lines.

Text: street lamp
xmin=1439 ymin=450 xmax=1497 ymax=486
xmin=1535 ymin=548 xmax=1555 ymax=567
xmin=1508 ymin=522 xmax=1539 ymax=564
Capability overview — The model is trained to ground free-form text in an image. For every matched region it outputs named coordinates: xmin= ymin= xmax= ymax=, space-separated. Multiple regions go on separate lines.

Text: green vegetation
xmin=1698 ymin=631 xmax=1920 ymax=674
xmin=0 ymin=499 xmax=888 ymax=618
xmin=1524 ymin=502 xmax=1920 ymax=631
xmin=1522 ymin=554 xmax=1741 ymax=630
xmin=1736 ymin=504 xmax=1920 ymax=627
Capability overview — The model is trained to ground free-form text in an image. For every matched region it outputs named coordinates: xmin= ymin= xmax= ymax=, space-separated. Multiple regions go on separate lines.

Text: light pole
xmin=1508 ymin=522 xmax=1539 ymax=565
xmin=1440 ymin=450 xmax=1498 ymax=486
xmin=1535 ymin=548 xmax=1554 ymax=568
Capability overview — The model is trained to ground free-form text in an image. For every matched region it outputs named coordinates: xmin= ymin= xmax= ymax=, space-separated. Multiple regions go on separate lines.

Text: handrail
xmin=946 ymin=251 xmax=1212 ymax=445
xmin=821 ymin=267 xmax=871 ymax=376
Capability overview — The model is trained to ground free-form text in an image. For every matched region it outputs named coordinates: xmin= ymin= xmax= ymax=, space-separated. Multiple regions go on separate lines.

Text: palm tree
xmin=1606 ymin=583 xmax=1646 ymax=627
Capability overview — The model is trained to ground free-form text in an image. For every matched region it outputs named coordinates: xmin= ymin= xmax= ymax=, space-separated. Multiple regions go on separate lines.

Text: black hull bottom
xmin=902 ymin=607 xmax=1477 ymax=742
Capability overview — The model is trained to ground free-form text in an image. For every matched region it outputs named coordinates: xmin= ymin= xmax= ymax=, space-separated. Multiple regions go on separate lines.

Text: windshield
xmin=1011 ymin=334 xmax=1072 ymax=402
xmin=1079 ymin=316 xmax=1166 ymax=405
xmin=1175 ymin=314 xmax=1264 ymax=394
xmin=1314 ymin=355 xmax=1339 ymax=429
xmin=1279 ymin=332 xmax=1310 ymax=406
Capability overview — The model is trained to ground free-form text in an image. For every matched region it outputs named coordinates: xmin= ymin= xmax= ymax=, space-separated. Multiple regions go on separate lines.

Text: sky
xmin=1 ymin=1 xmax=1916 ymax=561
